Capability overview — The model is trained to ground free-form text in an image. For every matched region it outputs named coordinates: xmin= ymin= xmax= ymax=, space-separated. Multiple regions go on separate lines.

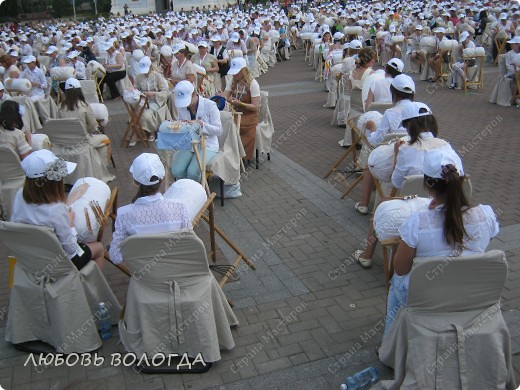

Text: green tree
xmin=51 ymin=0 xmax=73 ymax=17
xmin=0 ymin=0 xmax=21 ymax=20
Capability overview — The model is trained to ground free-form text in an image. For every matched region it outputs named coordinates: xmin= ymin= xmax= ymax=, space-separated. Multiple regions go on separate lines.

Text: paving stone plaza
xmin=0 ymin=49 xmax=519 ymax=389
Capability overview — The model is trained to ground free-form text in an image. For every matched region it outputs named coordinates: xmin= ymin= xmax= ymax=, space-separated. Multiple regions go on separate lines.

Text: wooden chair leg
xmin=220 ymin=178 xmax=224 ymax=207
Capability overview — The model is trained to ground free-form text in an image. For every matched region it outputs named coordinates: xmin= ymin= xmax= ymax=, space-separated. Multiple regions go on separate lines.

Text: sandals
xmin=354 ymin=250 xmax=372 ymax=269
xmin=354 ymin=202 xmax=369 ymax=215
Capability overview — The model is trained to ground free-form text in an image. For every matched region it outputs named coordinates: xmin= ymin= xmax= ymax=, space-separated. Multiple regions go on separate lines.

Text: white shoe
xmin=354 ymin=250 xmax=372 ymax=269
xmin=128 ymin=140 xmax=137 ymax=147
xmin=147 ymin=134 xmax=156 ymax=142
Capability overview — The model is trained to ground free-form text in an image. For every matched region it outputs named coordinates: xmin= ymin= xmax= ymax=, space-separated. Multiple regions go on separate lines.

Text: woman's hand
xmin=394 ymin=139 xmax=405 ymax=154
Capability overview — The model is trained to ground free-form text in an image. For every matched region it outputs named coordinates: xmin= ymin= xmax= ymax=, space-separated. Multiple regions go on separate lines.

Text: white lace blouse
xmin=109 ymin=193 xmax=192 ymax=264
xmin=398 ymin=204 xmax=499 ymax=258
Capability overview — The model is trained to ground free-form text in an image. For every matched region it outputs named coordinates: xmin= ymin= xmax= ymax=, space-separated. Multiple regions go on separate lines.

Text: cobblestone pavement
xmin=0 ymin=49 xmax=519 ymax=389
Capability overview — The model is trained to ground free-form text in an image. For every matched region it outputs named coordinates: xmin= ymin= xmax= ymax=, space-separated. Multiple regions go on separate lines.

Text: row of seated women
xmin=0 ymin=78 xmax=111 ymax=173
xmin=316 ymin=50 xmax=502 ymax=342
xmin=348 ymin=100 xmax=499 ymax=337
xmin=10 ymin=149 xmax=195 ymax=277
xmin=128 ymin=53 xmax=260 ymax=183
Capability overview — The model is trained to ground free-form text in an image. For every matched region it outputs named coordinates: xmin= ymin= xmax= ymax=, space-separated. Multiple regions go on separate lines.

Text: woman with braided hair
xmin=383 ymin=147 xmax=499 ymax=334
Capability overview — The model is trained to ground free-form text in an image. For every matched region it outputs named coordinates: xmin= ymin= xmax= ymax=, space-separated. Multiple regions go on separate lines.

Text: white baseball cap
xmin=172 ymin=44 xmax=184 ymax=54
xmin=129 ymin=153 xmax=165 ymax=185
xmin=46 ymin=45 xmax=58 ymax=54
xmin=433 ymin=27 xmax=446 ymax=34
xmin=211 ymin=34 xmax=222 ymax=41
xmin=22 ymin=55 xmax=36 ymax=63
xmin=391 ymin=74 xmax=415 ymax=93
xmin=231 ymin=32 xmax=240 ymax=42
xmin=416 ymin=25 xmax=424 ymax=30
xmin=0 ymin=81 xmax=4 ymax=91
xmin=401 ymin=102 xmax=432 ymax=121
xmin=422 ymin=148 xmax=464 ymax=179
xmin=67 ymin=50 xmax=80 ymax=59
xmin=387 ymin=58 xmax=404 ymax=72
xmin=132 ymin=49 xmax=145 ymax=60
xmin=507 ymin=36 xmax=520 ymax=44
xmin=64 ymin=77 xmax=81 ymax=89
xmin=198 ymin=40 xmax=208 ymax=48
xmin=21 ymin=149 xmax=76 ymax=180
xmin=499 ymin=12 xmax=508 ymax=20
xmin=349 ymin=40 xmax=362 ymax=50
xmin=137 ymin=56 xmax=152 ymax=74
xmin=227 ymin=56 xmax=247 ymax=75
xmin=459 ymin=31 xmax=470 ymax=42
xmin=173 ymin=80 xmax=195 ymax=108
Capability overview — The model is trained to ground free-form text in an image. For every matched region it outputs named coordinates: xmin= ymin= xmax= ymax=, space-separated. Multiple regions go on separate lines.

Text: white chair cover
xmin=0 ymin=145 xmax=24 ymax=221
xmin=33 ymin=97 xmax=59 ymax=125
xmin=0 ymin=221 xmax=121 ymax=353
xmin=42 ymin=118 xmax=114 ymax=184
xmin=118 ymin=230 xmax=238 ymax=363
xmin=377 ymin=250 xmax=516 ymax=389
xmin=489 ymin=54 xmax=514 ymax=106
xmin=8 ymin=96 xmax=43 ymax=133
xmin=255 ymin=91 xmax=274 ymax=155
xmin=80 ymin=80 xmax=100 ymax=104
xmin=207 ymin=110 xmax=246 ymax=185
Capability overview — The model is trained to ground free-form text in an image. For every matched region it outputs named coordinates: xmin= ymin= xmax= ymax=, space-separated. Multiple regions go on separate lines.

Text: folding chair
xmin=494 ymin=37 xmax=507 ymax=65
xmin=303 ymin=37 xmax=312 ymax=63
xmin=0 ymin=145 xmax=24 ymax=221
xmin=437 ymin=49 xmax=454 ymax=86
xmin=121 ymin=96 xmax=150 ymax=148
xmin=91 ymin=67 xmax=106 ymax=103
xmin=463 ymin=55 xmax=486 ymax=93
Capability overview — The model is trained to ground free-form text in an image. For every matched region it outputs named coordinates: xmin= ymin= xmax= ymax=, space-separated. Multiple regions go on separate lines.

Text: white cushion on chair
xmin=50 ymin=66 xmax=76 ymax=81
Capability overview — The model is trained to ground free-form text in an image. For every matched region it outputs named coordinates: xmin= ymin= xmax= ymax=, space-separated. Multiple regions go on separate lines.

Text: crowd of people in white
xmin=0 ymin=0 xmax=518 ymax=386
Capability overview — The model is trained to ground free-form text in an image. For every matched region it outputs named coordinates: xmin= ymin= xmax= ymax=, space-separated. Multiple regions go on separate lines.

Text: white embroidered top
xmin=109 ymin=193 xmax=192 ymax=264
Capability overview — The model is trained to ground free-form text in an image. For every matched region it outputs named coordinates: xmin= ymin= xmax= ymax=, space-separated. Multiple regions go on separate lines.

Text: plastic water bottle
xmin=98 ymin=302 xmax=112 ymax=340
xmin=340 ymin=367 xmax=380 ymax=390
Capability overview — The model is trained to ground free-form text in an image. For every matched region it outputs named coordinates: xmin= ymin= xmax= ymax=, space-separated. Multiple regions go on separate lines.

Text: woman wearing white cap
xmin=383 ymin=147 xmax=499 ymax=334
xmin=409 ymin=25 xmax=426 ymax=70
xmin=192 ymin=41 xmax=219 ymax=97
xmin=132 ymin=56 xmax=170 ymax=143
xmin=67 ymin=51 xmax=86 ymax=81
xmin=109 ymin=153 xmax=192 ymax=268
xmin=449 ymin=31 xmax=475 ymax=89
xmin=209 ymin=35 xmax=229 ymax=91
xmin=100 ymin=43 xmax=126 ymax=100
xmin=4 ymin=51 xmax=20 ymax=81
xmin=20 ymin=55 xmax=47 ymax=102
xmin=171 ymin=80 xmax=222 ymax=181
xmin=169 ymin=44 xmax=196 ymax=87
xmin=221 ymin=56 xmax=260 ymax=162
xmin=11 ymin=150 xmax=106 ymax=270
xmin=364 ymin=57 xmax=403 ymax=111
xmin=58 ymin=78 xmax=113 ymax=167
